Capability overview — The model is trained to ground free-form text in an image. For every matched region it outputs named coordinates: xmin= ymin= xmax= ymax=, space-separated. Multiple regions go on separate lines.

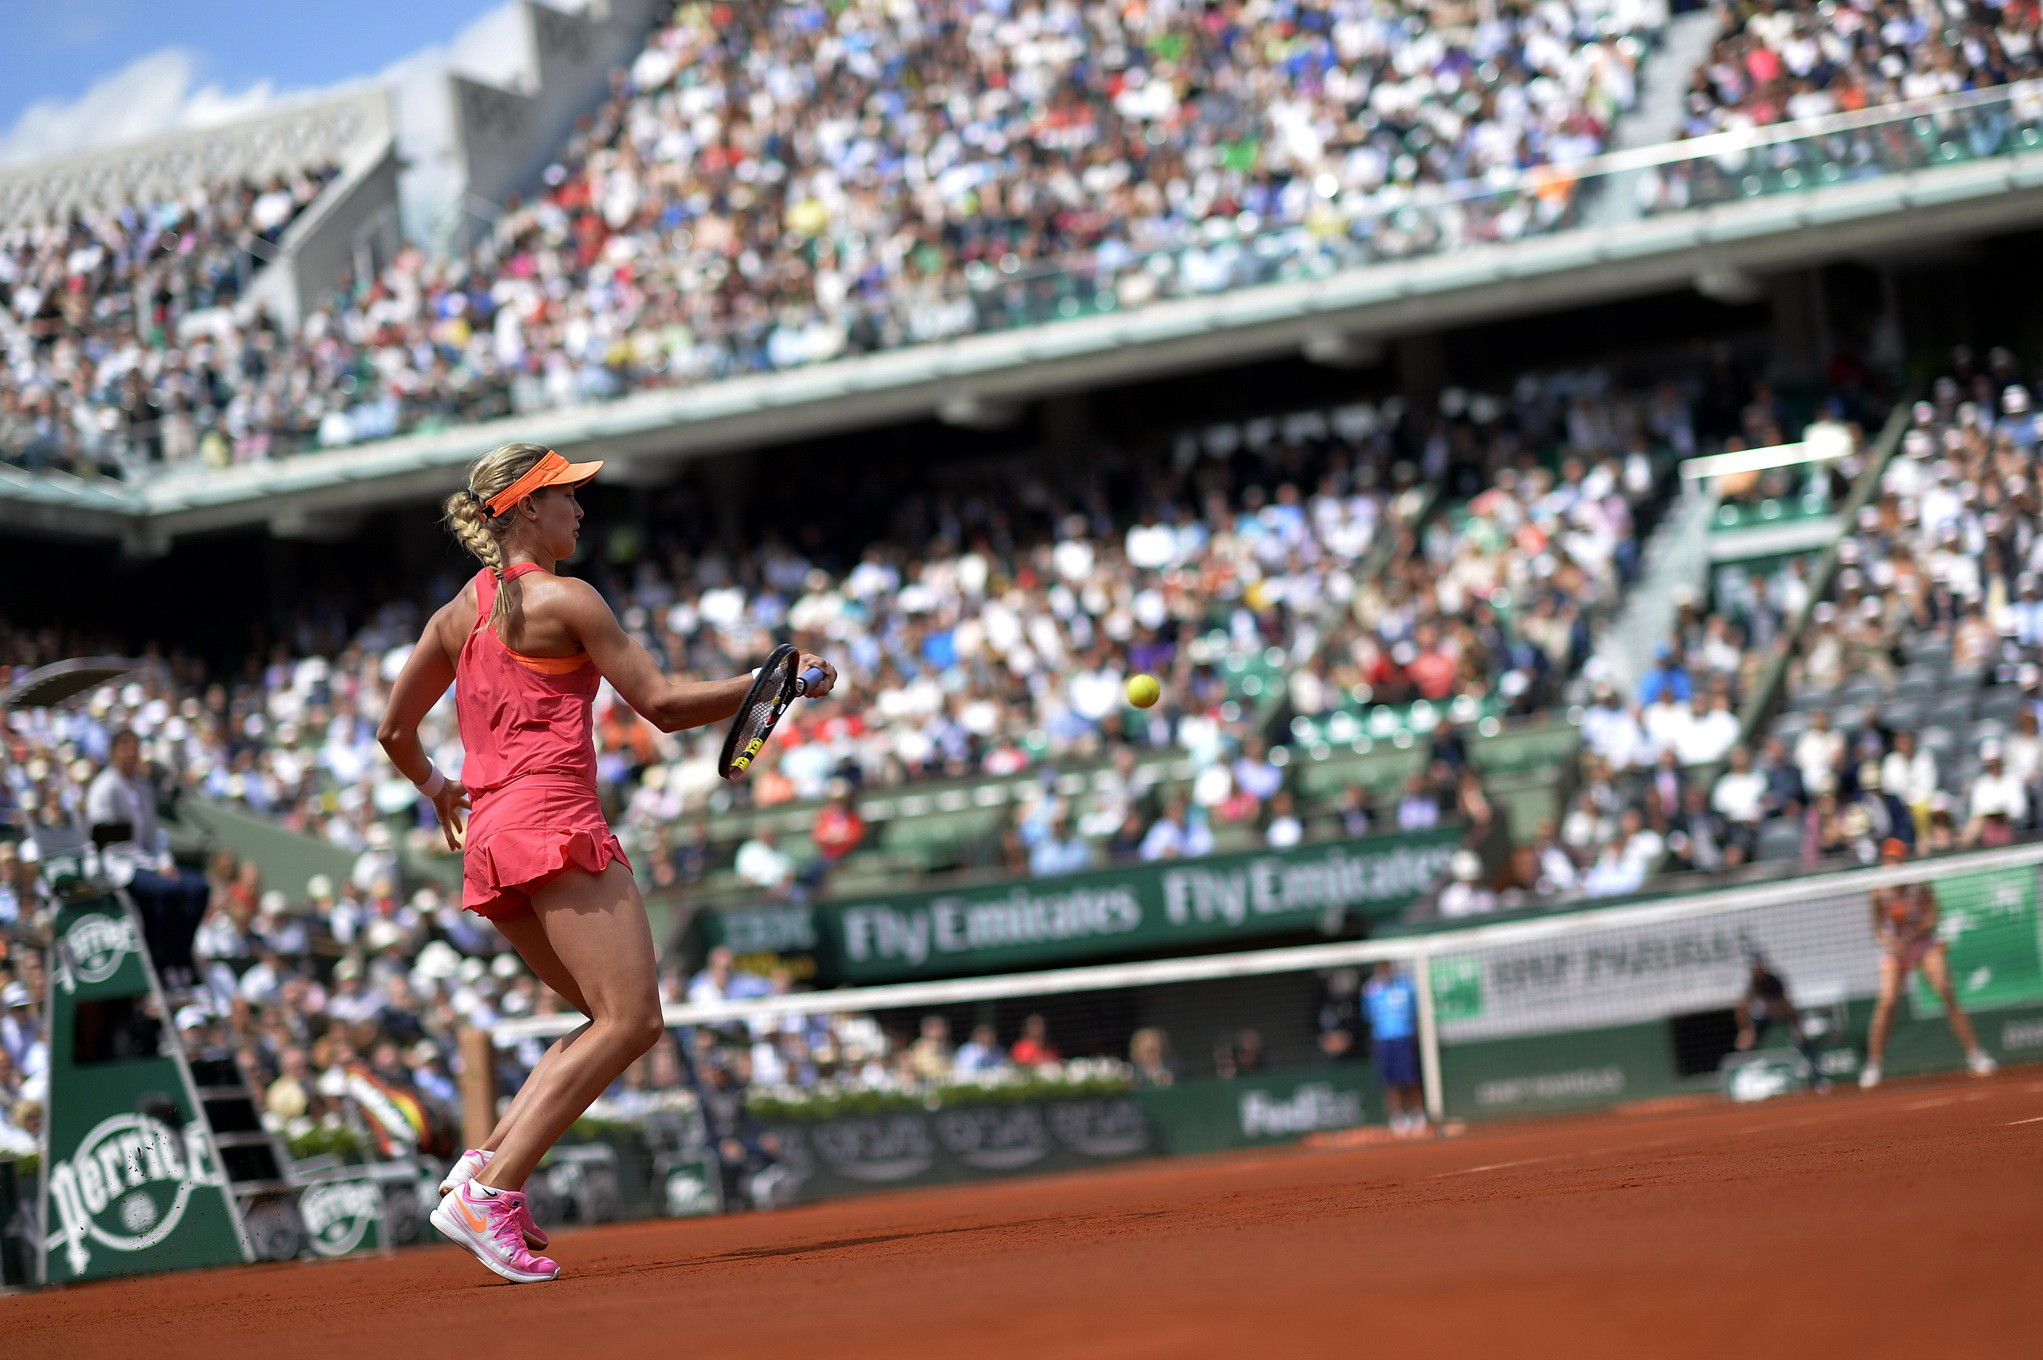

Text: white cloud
xmin=0 ymin=1 xmax=596 ymax=244
xmin=0 ymin=48 xmax=283 ymax=167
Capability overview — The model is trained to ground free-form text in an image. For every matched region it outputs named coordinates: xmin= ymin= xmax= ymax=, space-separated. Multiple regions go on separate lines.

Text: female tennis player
xmin=1860 ymin=837 xmax=1995 ymax=1090
xmin=376 ymin=442 xmax=834 ymax=1282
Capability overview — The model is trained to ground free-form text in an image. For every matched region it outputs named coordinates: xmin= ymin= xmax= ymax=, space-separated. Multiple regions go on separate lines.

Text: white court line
xmin=1902 ymin=1097 xmax=1958 ymax=1110
xmin=2006 ymin=1115 xmax=2043 ymax=1125
xmin=1430 ymin=1156 xmax=1561 ymax=1179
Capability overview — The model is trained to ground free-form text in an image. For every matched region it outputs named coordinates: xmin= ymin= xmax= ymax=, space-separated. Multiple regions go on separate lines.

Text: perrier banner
xmin=708 ymin=826 xmax=1464 ymax=985
xmin=40 ymin=892 xmax=250 ymax=1283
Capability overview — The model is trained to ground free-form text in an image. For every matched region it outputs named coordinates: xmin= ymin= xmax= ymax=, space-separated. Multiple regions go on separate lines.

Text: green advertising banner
xmin=764 ymin=1095 xmax=1152 ymax=1203
xmin=40 ymin=893 xmax=250 ymax=1284
xmin=711 ymin=827 xmax=1463 ymax=985
xmin=1909 ymin=865 xmax=2043 ymax=1018
xmin=1135 ymin=1069 xmax=1380 ymax=1155
xmin=296 ymin=1173 xmax=387 ymax=1259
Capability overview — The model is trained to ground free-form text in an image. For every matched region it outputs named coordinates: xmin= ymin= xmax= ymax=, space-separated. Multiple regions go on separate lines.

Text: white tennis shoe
xmin=439 ymin=1148 xmax=491 ymax=1197
xmin=439 ymin=1149 xmax=548 ymax=1248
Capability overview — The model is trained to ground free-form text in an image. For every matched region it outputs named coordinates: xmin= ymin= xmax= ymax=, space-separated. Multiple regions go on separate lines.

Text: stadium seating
xmin=1684 ymin=0 xmax=2038 ymax=136
xmin=2 ymin=0 xmax=1668 ymax=476
xmin=0 ymin=164 xmax=339 ymax=477
xmin=7 ymin=0 xmax=2043 ymax=1167
xmin=7 ymin=326 xmax=2040 ymax=1156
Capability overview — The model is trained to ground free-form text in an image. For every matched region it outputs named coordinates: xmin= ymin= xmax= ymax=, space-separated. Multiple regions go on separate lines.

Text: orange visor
xmin=484 ymin=449 xmax=603 ymax=517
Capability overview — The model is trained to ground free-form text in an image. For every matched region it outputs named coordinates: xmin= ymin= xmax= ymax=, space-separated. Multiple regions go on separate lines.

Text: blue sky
xmin=0 ymin=0 xmax=504 ymax=162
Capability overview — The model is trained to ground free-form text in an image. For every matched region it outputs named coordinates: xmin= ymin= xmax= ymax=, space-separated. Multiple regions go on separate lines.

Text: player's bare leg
xmin=481 ymin=914 xmax=594 ymax=1155
xmin=475 ymin=860 xmax=663 ymax=1192
xmin=1861 ymin=955 xmax=1905 ymax=1088
xmin=1919 ymin=947 xmax=1996 ymax=1075
xmin=436 ymin=920 xmax=598 ymax=1248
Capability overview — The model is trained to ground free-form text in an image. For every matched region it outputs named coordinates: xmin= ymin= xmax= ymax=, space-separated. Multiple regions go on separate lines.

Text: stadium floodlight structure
xmin=9 ymin=80 xmax=2043 ymax=548
xmin=495 ymin=842 xmax=2043 ymax=1142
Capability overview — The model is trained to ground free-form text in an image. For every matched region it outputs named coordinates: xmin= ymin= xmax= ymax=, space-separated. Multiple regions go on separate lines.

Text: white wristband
xmin=416 ymin=766 xmax=447 ymax=799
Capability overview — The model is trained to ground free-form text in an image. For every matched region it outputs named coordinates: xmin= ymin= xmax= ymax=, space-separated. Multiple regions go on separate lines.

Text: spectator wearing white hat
xmin=1853 ymin=763 xmax=1915 ymax=853
xmin=254 ymin=889 xmax=311 ymax=957
xmin=1880 ymin=730 xmax=1939 ymax=831
xmin=0 ymin=982 xmax=44 ymax=1099
xmin=1436 ymin=851 xmax=1498 ymax=919
xmin=326 ymin=958 xmax=382 ymax=1026
xmin=1997 ymin=385 xmax=2038 ymax=451
xmin=1794 ymin=709 xmax=1845 ymax=800
xmin=734 ymin=825 xmax=797 ymax=897
xmin=1968 ymin=742 xmax=2029 ymax=847
xmin=1677 ymin=689 xmax=1741 ymax=769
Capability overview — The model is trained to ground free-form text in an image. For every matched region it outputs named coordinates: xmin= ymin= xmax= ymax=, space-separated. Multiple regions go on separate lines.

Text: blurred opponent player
xmin=377 ymin=442 xmax=835 ymax=1281
xmin=1860 ymin=838 xmax=1996 ymax=1090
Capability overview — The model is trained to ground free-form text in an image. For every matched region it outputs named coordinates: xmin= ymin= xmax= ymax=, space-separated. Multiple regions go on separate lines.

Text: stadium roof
xmin=9 ymin=139 xmax=2043 ymax=550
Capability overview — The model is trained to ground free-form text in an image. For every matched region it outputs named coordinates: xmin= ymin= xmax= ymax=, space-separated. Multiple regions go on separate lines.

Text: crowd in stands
xmin=6 ymin=341 xmax=2040 ymax=1168
xmin=1711 ymin=346 xmax=2043 ymax=863
xmin=1 ymin=362 xmax=1702 ymax=896
xmin=0 ymin=351 xmax=1737 ymax=1162
xmin=4 ymin=0 xmax=1660 ymax=476
xmin=0 ymin=166 xmax=339 ymax=478
xmin=1683 ymin=0 xmax=2041 ymax=137
xmin=1545 ymin=346 xmax=2043 ymax=906
xmin=15 ymin=0 xmax=2043 ymax=481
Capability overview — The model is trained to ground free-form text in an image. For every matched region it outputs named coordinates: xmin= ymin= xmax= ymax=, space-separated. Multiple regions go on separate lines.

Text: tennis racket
xmin=718 ymin=643 xmax=828 ymax=779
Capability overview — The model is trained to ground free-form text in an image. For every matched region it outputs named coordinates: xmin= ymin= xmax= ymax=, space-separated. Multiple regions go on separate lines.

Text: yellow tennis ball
xmin=1127 ymin=673 xmax=1161 ymax=708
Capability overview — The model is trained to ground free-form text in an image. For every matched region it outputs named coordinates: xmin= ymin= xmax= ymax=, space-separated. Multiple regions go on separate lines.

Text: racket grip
xmin=796 ymin=666 xmax=828 ymax=697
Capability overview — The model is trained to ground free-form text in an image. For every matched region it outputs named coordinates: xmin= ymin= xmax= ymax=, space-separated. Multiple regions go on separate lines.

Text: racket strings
xmin=721 ymin=648 xmax=800 ymax=778
xmin=743 ymin=695 xmax=778 ymax=739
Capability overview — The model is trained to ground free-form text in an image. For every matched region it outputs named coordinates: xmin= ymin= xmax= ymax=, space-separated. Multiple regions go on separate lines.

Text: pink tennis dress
xmin=456 ymin=563 xmax=629 ymax=919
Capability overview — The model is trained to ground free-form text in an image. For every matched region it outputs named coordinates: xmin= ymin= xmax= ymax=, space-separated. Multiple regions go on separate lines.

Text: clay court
xmin=7 ymin=1071 xmax=2039 ymax=1360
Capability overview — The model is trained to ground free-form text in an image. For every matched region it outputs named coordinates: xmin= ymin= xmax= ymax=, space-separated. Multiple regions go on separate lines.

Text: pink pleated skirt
xmin=462 ymin=776 xmax=630 ymax=920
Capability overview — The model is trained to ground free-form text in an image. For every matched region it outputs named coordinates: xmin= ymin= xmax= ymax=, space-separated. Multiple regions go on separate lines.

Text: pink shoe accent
xmin=439 ymin=1150 xmax=547 ymax=1248
xmin=430 ymin=1182 xmax=559 ymax=1283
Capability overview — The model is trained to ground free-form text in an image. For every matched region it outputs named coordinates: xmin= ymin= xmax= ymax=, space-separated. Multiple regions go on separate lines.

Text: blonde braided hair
xmin=443 ymin=441 xmax=551 ymax=632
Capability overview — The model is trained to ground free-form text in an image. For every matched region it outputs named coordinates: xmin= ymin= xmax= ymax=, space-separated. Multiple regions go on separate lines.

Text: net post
xmin=1415 ymin=945 xmax=1446 ymax=1125
xmin=459 ymin=1026 xmax=498 ymax=1150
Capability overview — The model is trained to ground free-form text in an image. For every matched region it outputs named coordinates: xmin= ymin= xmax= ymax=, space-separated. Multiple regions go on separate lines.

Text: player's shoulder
xmin=431 ymin=581 xmax=479 ymax=633
xmin=521 ymin=571 xmax=615 ymax=630
xmin=524 ymin=571 xmax=607 ymax=610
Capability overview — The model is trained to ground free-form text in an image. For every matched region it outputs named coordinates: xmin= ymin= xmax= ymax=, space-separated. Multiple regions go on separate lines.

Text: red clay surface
xmin=7 ymin=1070 xmax=2041 ymax=1360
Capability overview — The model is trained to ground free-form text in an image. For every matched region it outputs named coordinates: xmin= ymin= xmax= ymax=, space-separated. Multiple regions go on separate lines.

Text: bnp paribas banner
xmin=712 ymin=827 xmax=1461 ymax=985
xmin=40 ymin=893 xmax=250 ymax=1283
xmin=1430 ymin=861 xmax=2043 ymax=1043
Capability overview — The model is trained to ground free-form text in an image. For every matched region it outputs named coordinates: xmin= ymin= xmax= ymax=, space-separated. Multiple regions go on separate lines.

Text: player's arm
xmin=376 ymin=602 xmax=471 ymax=850
xmin=555 ymin=578 xmax=835 ymax=732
